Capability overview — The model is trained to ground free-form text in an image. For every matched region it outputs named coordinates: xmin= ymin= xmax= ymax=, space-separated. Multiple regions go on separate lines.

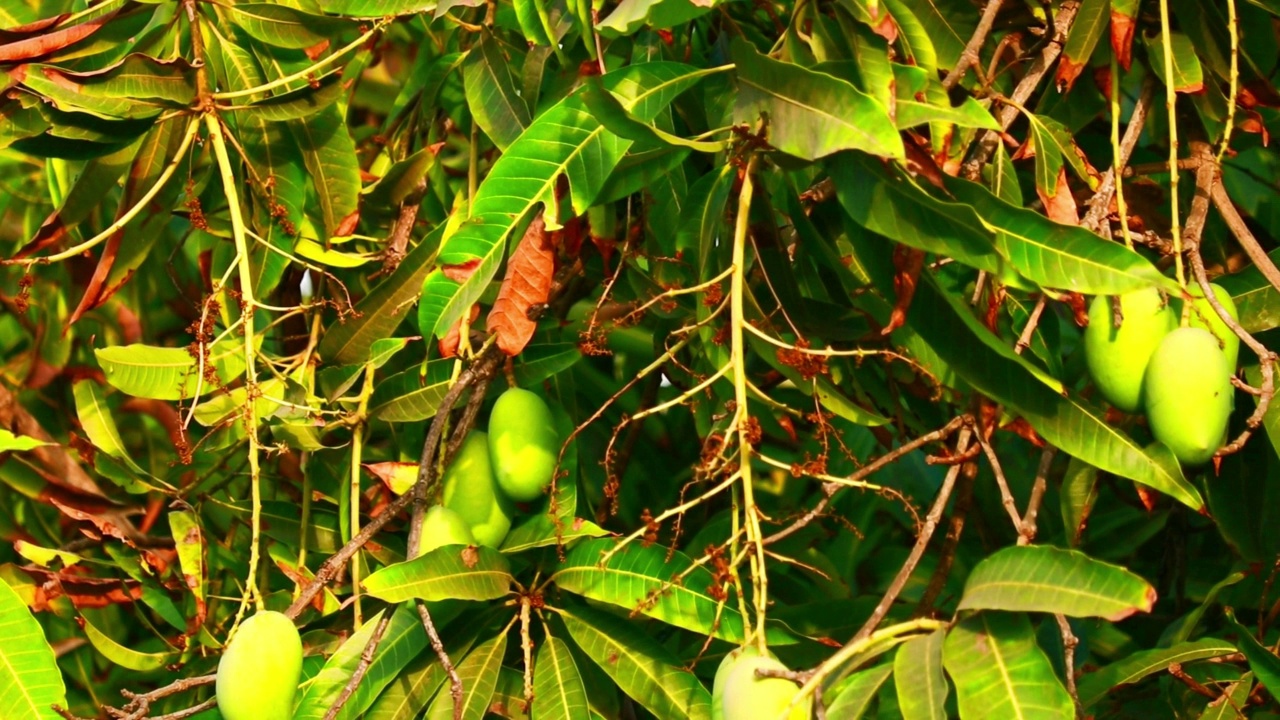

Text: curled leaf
xmin=487 ymin=214 xmax=554 ymax=356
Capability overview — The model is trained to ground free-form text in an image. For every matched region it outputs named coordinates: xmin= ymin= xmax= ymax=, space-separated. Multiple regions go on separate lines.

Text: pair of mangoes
xmin=1083 ymin=284 xmax=1238 ymax=466
xmin=215 ymin=611 xmax=303 ymax=720
xmin=712 ymin=646 xmax=810 ymax=720
xmin=435 ymin=387 xmax=560 ymax=549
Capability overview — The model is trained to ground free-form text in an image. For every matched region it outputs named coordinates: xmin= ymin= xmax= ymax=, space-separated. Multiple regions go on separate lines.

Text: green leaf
xmin=167 ymin=509 xmax=204 ymax=604
xmin=291 ymin=102 xmax=361 ymax=238
xmin=16 ymin=54 xmax=196 ymax=120
xmin=553 ymin=538 xmax=792 ymax=644
xmin=228 ymin=4 xmax=351 ymax=50
xmin=462 ymin=31 xmax=530 ymax=151
xmin=330 ymin=604 xmax=437 ymax=720
xmin=419 ymin=62 xmax=713 ymax=339
xmin=318 ymin=0 xmax=437 ymax=16
xmin=424 ymin=632 xmax=507 ymax=720
xmin=826 ymin=662 xmax=893 ymax=719
xmin=731 ymin=39 xmax=903 ymax=161
xmin=1144 ymin=31 xmax=1205 ymax=93
xmin=500 ymin=515 xmax=610 ymax=553
xmin=958 ymin=545 xmax=1156 ymax=620
xmin=1059 ymin=457 xmax=1099 ymax=547
xmin=560 ymin=605 xmax=712 ymax=720
xmin=895 ymin=630 xmax=948 ymax=720
xmin=362 ymin=545 xmax=514 ymax=603
xmin=1224 ymin=608 xmax=1280 ymax=696
xmin=1075 ymin=638 xmax=1237 ymax=708
xmin=885 ymin=0 xmax=975 ymax=70
xmin=1056 ymin=0 xmax=1109 ymax=89
xmin=95 ymin=341 xmax=247 ymax=400
xmin=945 ymin=175 xmax=1164 ymax=294
xmin=294 ymin=609 xmax=388 ymax=719
xmin=830 ymin=152 xmax=1004 ymax=278
xmin=0 ymin=430 xmax=50 ymax=452
xmin=366 ymin=626 xmax=482 ymax=720
xmin=0 ymin=578 xmax=67 ymax=719
xmin=232 ymin=72 xmax=345 ymax=122
xmin=942 ymin=612 xmax=1074 ymax=720
xmin=1021 ymin=114 xmax=1097 ymax=196
xmin=532 ymin=635 xmax=591 ymax=720
xmin=597 ymin=0 xmax=723 ymax=36
xmin=1201 ymin=671 xmax=1252 ymax=720
xmin=369 ymin=360 xmax=457 ymax=423
xmin=81 ymin=612 xmax=177 ymax=671
xmin=72 ymin=380 xmax=145 ymax=475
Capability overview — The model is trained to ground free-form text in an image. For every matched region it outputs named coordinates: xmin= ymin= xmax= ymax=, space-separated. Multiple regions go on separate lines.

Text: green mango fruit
xmin=713 ymin=647 xmax=810 ymax=720
xmin=1084 ymin=288 xmax=1176 ymax=413
xmin=1185 ymin=283 xmax=1240 ymax=369
xmin=442 ymin=431 xmax=512 ymax=547
xmin=1143 ymin=327 xmax=1234 ymax=466
xmin=417 ymin=505 xmax=476 ymax=556
xmin=488 ymin=388 xmax=559 ymax=502
xmin=215 ymin=611 xmax=303 ymax=720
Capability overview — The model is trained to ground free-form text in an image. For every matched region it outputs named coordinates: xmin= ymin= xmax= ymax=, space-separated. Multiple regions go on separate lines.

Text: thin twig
xmin=763 ymin=416 xmax=969 ymax=546
xmin=1082 ymin=78 xmax=1156 ymax=233
xmin=961 ymin=0 xmax=1080 ymax=180
xmin=977 ymin=431 xmax=1028 ymax=540
xmin=848 ymin=425 xmax=974 ymax=645
xmin=322 ymin=612 xmax=393 ymax=720
xmin=1019 ymin=447 xmax=1056 ymax=545
xmin=1057 ymin=613 xmax=1081 ymax=714
xmin=1211 ymin=174 xmax=1280 ymax=296
xmin=942 ymin=0 xmax=1006 ymax=90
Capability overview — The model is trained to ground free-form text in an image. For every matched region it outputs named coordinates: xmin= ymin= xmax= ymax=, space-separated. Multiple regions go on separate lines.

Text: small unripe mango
xmin=1143 ymin=327 xmax=1233 ymax=466
xmin=215 ymin=611 xmax=303 ymax=720
xmin=1084 ymin=288 xmax=1176 ymax=413
xmin=488 ymin=388 xmax=559 ymax=502
xmin=1185 ymin=283 xmax=1240 ymax=369
xmin=713 ymin=647 xmax=810 ymax=720
xmin=417 ymin=505 xmax=476 ymax=557
xmin=442 ymin=432 xmax=512 ymax=547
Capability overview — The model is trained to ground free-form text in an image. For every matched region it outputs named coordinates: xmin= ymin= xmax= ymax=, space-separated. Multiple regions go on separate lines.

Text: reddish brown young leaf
xmin=882 ymin=246 xmax=924 ymax=335
xmin=438 ymin=303 xmax=480 ymax=358
xmin=442 ymin=258 xmax=481 ymax=283
xmin=1038 ymin=166 xmax=1080 ymax=225
xmin=488 ymin=214 xmax=554 ymax=356
xmin=1109 ymin=10 xmax=1136 ymax=71
xmin=0 ymin=12 xmax=114 ymax=62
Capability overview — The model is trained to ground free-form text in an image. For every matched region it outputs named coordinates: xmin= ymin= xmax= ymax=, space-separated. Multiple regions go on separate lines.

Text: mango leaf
xmin=1020 ymin=113 xmax=1097 ymax=196
xmin=0 ymin=577 xmax=66 ymax=719
xmin=291 ymin=102 xmax=360 ymax=239
xmin=329 ymin=603 xmax=439 ymax=720
xmin=1202 ymin=672 xmax=1253 ymax=720
xmin=1055 ymin=0 xmax=1108 ymax=90
xmin=81 ymin=613 xmax=177 ymax=671
xmin=958 ymin=545 xmax=1156 ymax=620
xmin=597 ymin=0 xmax=723 ymax=36
xmin=231 ymin=72 xmax=345 ymax=122
xmin=942 ymin=612 xmax=1074 ymax=720
xmin=1144 ymin=31 xmax=1205 ymax=93
xmin=500 ymin=515 xmax=611 ymax=553
xmin=1075 ymin=638 xmax=1237 ymax=708
xmin=561 ymin=605 xmax=712 ymax=720
xmin=294 ymin=609 xmax=388 ymax=719
xmin=887 ymin=0 xmax=975 ymax=69
xmin=365 ymin=626 xmax=482 ymax=720
xmin=72 ymin=379 xmax=147 ymax=477
xmin=1224 ymin=608 xmax=1280 ymax=696
xmin=362 ymin=545 xmax=514 ymax=603
xmin=369 ymin=360 xmax=457 ymax=423
xmin=462 ymin=30 xmax=530 ymax=151
xmin=424 ymin=632 xmax=507 ymax=720
xmin=826 ymin=662 xmax=893 ymax=719
xmin=553 ymin=538 xmax=793 ymax=644
xmin=95 ymin=341 xmax=246 ymax=400
xmin=731 ymin=39 xmax=902 ymax=161
xmin=895 ymin=630 xmax=948 ymax=720
xmin=167 ymin=509 xmax=204 ymax=605
xmin=532 ymin=635 xmax=591 ymax=720
xmin=16 ymin=55 xmax=195 ymax=120
xmin=419 ymin=62 xmax=714 ymax=340
xmin=227 ymin=4 xmax=351 ymax=50
xmin=0 ymin=430 xmax=50 ymax=452
xmin=318 ymin=0 xmax=437 ymax=16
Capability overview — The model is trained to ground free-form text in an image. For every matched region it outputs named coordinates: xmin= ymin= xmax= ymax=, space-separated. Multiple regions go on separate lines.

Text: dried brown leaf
xmin=487 ymin=214 xmax=554 ymax=356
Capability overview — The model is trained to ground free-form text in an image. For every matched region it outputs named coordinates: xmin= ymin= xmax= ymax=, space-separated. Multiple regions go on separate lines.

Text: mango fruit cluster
xmin=1083 ymin=285 xmax=1238 ymax=466
xmin=431 ymin=387 xmax=560 ymax=551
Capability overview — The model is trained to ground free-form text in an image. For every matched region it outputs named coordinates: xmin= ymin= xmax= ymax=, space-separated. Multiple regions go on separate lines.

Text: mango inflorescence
xmin=432 ymin=387 xmax=561 ymax=550
xmin=1083 ymin=285 xmax=1238 ymax=466
xmin=215 ymin=611 xmax=303 ymax=720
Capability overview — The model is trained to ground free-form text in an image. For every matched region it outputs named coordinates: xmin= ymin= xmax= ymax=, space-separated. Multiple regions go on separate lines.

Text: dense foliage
xmin=1 ymin=0 xmax=1279 ymax=717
